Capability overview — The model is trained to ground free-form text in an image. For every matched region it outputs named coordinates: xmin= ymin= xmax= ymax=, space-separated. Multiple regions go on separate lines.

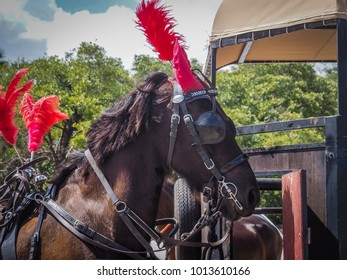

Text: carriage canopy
xmin=205 ymin=0 xmax=347 ymax=73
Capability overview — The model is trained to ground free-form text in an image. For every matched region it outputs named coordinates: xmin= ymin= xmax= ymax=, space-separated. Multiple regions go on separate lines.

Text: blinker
xmin=194 ymin=111 xmax=226 ymax=145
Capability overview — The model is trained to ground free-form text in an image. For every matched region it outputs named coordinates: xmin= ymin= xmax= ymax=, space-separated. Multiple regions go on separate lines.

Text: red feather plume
xmin=0 ymin=68 xmax=33 ymax=145
xmin=20 ymin=94 xmax=68 ymax=152
xmin=173 ymin=40 xmax=205 ymax=93
xmin=135 ymin=0 xmax=185 ymax=61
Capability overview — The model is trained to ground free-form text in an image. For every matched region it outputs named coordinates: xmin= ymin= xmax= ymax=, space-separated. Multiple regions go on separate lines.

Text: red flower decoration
xmin=0 ymin=69 xmax=33 ymax=145
xmin=20 ymin=94 xmax=68 ymax=152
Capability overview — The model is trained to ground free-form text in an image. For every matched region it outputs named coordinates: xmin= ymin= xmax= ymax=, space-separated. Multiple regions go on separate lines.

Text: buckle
xmin=74 ymin=220 xmax=87 ymax=232
xmin=203 ymin=186 xmax=213 ymax=197
xmin=74 ymin=220 xmax=96 ymax=237
xmin=202 ymin=186 xmax=213 ymax=203
xmin=183 ymin=114 xmax=193 ymax=124
xmin=171 ymin=113 xmax=180 ymax=125
xmin=204 ymin=158 xmax=215 ymax=170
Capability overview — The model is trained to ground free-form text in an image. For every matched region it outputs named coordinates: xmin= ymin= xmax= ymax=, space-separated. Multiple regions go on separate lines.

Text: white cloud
xmin=0 ymin=0 xmax=23 ymax=15
xmin=165 ymin=0 xmax=222 ymax=63
xmin=24 ymin=6 xmax=154 ymax=69
xmin=1 ymin=0 xmax=223 ymax=70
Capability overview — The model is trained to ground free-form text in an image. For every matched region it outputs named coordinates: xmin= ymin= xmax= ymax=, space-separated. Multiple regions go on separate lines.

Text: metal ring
xmin=34 ymin=193 xmax=44 ymax=203
xmin=115 ymin=201 xmax=127 ymax=213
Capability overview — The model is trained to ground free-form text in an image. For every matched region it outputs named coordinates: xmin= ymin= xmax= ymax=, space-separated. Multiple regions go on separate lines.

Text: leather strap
xmin=85 ymin=149 xmax=120 ymax=206
xmin=179 ymin=100 xmax=224 ymax=181
xmin=167 ymin=81 xmax=184 ymax=168
xmin=1 ymin=216 xmax=19 ymax=259
xmin=160 ymin=220 xmax=231 ymax=250
xmin=40 ymin=198 xmax=147 ymax=260
xmin=29 ymin=183 xmax=57 ymax=260
xmin=220 ymin=153 xmax=249 ymax=173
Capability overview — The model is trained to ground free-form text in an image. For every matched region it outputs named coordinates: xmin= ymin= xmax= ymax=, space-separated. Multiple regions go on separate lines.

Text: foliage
xmin=217 ymin=64 xmax=337 ymax=148
xmin=0 ymin=48 xmax=5 ymax=66
xmin=0 ymin=42 xmax=133 ymax=179
xmin=131 ymin=54 xmax=173 ymax=82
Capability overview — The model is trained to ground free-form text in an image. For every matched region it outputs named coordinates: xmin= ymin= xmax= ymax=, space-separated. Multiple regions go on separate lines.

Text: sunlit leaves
xmin=217 ymin=63 xmax=337 ymax=148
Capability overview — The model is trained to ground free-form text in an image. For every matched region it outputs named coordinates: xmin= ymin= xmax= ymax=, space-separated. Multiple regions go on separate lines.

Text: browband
xmin=183 ymin=88 xmax=218 ymax=102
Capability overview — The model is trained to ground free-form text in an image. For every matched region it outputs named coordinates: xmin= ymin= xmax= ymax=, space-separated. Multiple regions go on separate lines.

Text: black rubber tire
xmin=174 ymin=178 xmax=201 ymax=260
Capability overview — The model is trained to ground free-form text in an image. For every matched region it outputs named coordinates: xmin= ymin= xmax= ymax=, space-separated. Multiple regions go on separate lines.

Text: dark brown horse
xmin=232 ymin=214 xmax=283 ymax=260
xmin=5 ymin=72 xmax=259 ymax=259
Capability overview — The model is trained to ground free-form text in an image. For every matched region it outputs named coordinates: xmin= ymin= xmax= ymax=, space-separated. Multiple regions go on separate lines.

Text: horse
xmin=157 ymin=178 xmax=282 ymax=260
xmin=232 ymin=214 xmax=283 ymax=260
xmin=1 ymin=71 xmax=259 ymax=259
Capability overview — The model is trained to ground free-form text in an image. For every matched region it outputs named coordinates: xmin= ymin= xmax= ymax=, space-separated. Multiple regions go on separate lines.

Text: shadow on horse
xmin=1 ymin=72 xmax=259 ymax=259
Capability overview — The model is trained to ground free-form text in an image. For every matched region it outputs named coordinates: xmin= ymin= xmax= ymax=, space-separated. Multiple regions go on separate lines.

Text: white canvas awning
xmin=205 ymin=0 xmax=347 ymax=73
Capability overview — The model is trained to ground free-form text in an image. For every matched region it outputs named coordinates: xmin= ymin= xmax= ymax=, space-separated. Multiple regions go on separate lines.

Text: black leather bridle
xmin=167 ymin=81 xmax=249 ymax=211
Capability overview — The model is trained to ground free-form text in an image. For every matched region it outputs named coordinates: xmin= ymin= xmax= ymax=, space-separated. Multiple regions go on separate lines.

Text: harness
xmin=167 ymin=81 xmax=248 ymax=210
xmin=0 ymin=82 xmax=249 ymax=260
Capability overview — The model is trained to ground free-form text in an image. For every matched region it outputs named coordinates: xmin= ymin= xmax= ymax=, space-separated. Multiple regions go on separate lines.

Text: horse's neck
xmin=51 ymin=131 xmax=167 ymax=257
xmin=91 ymin=137 xmax=166 ymax=244
xmin=107 ymin=151 xmax=165 ymax=225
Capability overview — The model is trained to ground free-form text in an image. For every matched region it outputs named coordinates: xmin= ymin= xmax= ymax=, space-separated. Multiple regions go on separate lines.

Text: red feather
xmin=0 ymin=68 xmax=33 ymax=145
xmin=173 ymin=40 xmax=205 ymax=94
xmin=20 ymin=94 xmax=68 ymax=152
xmin=135 ymin=0 xmax=185 ymax=61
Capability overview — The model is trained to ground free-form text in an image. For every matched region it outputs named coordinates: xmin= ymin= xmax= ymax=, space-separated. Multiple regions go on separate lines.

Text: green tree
xmin=324 ymin=64 xmax=338 ymax=82
xmin=0 ymin=42 xmax=133 ymax=179
xmin=217 ymin=64 xmax=337 ymax=148
xmin=131 ymin=54 xmax=173 ymax=82
xmin=31 ymin=43 xmax=132 ymax=166
xmin=0 ymin=48 xmax=5 ymax=66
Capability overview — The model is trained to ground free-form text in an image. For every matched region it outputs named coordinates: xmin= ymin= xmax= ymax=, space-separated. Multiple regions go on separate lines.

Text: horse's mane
xmin=86 ymin=71 xmax=171 ymax=165
xmin=50 ymin=72 xmax=171 ymax=185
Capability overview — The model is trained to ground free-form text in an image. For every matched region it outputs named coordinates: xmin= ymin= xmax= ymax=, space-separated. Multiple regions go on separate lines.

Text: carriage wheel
xmin=174 ymin=178 xmax=201 ymax=260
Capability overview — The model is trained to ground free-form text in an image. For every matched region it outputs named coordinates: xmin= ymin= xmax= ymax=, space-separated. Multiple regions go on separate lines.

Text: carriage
xmin=203 ymin=0 xmax=347 ymax=259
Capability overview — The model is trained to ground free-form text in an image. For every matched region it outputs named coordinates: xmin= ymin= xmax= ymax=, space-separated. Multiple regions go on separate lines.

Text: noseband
xmin=167 ymin=81 xmax=249 ymax=211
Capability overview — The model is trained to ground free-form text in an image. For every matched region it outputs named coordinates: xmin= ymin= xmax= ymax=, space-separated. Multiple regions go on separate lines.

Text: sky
xmin=0 ymin=0 xmax=223 ymax=70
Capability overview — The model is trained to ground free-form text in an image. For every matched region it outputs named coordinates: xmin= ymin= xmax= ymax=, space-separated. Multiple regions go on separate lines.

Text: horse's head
xmin=164 ymin=80 xmax=260 ymax=221
xmin=135 ymin=0 xmax=259 ymax=221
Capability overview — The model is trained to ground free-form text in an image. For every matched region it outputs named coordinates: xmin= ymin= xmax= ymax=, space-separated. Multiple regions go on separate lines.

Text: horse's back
xmin=232 ymin=214 xmax=283 ymax=260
